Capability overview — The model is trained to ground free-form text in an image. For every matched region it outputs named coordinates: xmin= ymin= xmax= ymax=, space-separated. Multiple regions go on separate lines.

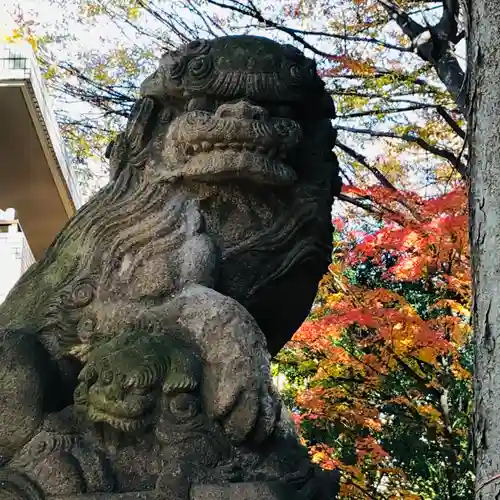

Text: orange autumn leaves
xmin=342 ymin=185 xmax=469 ymax=290
xmin=320 ymin=55 xmax=377 ymax=77
xmin=284 ymin=184 xmax=472 ymax=497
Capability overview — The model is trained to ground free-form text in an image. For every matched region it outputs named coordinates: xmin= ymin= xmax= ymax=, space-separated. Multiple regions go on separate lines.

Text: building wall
xmin=0 ymin=209 xmax=35 ymax=304
xmin=0 ymin=42 xmax=84 ymax=302
xmin=0 ymin=43 xmax=84 ymax=302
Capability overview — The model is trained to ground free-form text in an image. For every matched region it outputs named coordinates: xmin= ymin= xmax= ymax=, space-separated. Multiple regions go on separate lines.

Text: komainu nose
xmin=215 ymin=100 xmax=269 ymax=120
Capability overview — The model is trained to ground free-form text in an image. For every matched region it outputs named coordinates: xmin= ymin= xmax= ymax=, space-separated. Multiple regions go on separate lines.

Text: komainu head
xmin=138 ymin=35 xmax=337 ymax=187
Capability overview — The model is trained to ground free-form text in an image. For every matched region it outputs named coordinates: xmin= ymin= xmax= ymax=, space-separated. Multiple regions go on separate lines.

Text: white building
xmin=0 ymin=208 xmax=35 ymax=302
xmin=0 ymin=42 xmax=83 ymax=302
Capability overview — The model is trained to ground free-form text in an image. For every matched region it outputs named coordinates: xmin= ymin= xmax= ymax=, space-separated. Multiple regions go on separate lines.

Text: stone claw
xmin=159 ymin=284 xmax=282 ymax=445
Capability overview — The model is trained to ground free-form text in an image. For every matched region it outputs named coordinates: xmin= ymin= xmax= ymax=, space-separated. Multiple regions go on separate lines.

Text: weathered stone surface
xmin=0 ymin=35 xmax=340 ymax=499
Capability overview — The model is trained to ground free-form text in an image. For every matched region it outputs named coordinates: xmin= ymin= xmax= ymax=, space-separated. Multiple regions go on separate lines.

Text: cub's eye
xmin=100 ymin=369 xmax=113 ymax=385
xmin=169 ymin=392 xmax=200 ymax=420
xmin=128 ymin=386 xmax=150 ymax=396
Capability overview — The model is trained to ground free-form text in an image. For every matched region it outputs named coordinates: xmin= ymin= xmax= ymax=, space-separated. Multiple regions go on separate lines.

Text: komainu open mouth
xmin=161 ymin=100 xmax=303 ymax=185
xmin=184 ymin=149 xmax=297 ymax=185
xmin=87 ymin=406 xmax=152 ymax=432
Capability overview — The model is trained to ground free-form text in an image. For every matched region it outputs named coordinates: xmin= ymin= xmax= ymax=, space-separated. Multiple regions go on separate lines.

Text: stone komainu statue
xmin=0 ymin=36 xmax=341 ymax=499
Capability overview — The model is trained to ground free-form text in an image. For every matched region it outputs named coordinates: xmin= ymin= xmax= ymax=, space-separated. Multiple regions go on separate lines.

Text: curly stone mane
xmin=0 ymin=165 xmax=179 ymax=351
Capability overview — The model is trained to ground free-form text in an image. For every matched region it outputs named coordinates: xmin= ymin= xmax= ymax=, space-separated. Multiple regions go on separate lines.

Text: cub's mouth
xmin=160 ymin=100 xmax=303 ymax=186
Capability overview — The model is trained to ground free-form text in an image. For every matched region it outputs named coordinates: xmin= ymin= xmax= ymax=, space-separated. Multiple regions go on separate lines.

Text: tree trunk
xmin=469 ymin=1 xmax=500 ymax=498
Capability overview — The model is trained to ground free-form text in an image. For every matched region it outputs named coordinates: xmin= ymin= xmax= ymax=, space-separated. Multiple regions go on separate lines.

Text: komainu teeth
xmin=183 ymin=141 xmax=285 ymax=158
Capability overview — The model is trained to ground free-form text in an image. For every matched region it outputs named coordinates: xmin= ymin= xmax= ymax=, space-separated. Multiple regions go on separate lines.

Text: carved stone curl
xmin=0 ymin=35 xmax=341 ymax=499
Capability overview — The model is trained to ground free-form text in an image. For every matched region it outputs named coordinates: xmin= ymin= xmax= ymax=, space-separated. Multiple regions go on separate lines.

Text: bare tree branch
xmin=436 ymin=105 xmax=466 ymax=138
xmin=336 ymin=140 xmax=398 ymax=191
xmin=337 ymin=193 xmax=379 ymax=214
xmin=339 ymin=103 xmax=439 ymax=119
xmin=335 ymin=124 xmax=467 ymax=179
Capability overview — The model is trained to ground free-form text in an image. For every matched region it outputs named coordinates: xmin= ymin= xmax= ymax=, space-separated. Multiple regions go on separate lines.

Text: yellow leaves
xmin=451 ymin=361 xmax=472 ymax=381
xmin=432 ymin=299 xmax=469 ymax=318
xmin=311 ymin=450 xmax=327 ymax=465
xmin=325 ymin=291 xmax=344 ymax=308
xmin=81 ymin=0 xmax=106 ymax=17
xmin=126 ymin=5 xmax=142 ymax=20
xmin=415 ymin=346 xmax=438 ymax=365
xmin=318 ymin=357 xmax=350 ymax=379
xmin=44 ymin=65 xmax=59 ymax=80
xmin=416 ymin=403 xmax=442 ymax=423
xmin=396 ymin=119 xmax=455 ymax=145
xmin=434 ymin=162 xmax=462 ymax=184
xmin=336 ymin=94 xmax=370 ymax=114
xmin=3 ymin=28 xmax=23 ymax=42
xmin=80 ymin=0 xmax=144 ymax=20
xmin=374 ymin=154 xmax=405 ymax=185
xmin=3 ymin=27 xmax=38 ymax=52
xmin=91 ymin=63 xmax=112 ymax=84
xmin=309 ymin=444 xmax=339 ymax=471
